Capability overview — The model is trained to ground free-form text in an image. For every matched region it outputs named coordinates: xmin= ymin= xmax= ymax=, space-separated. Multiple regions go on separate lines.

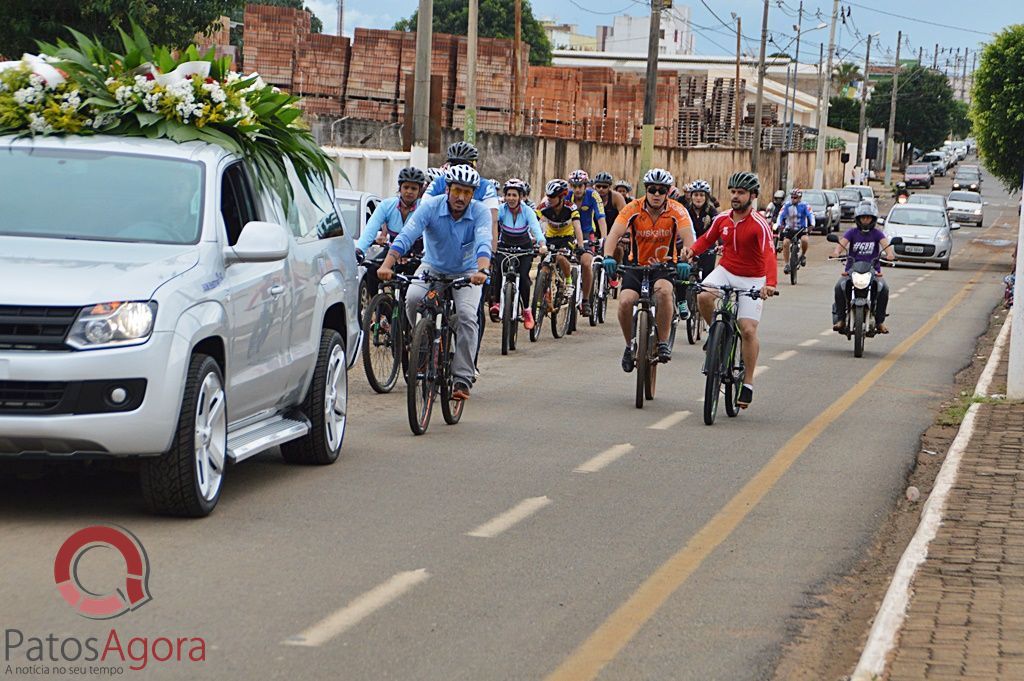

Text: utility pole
xmin=751 ymin=0 xmax=770 ymax=172
xmin=933 ymin=44 xmax=939 ymax=70
xmin=639 ymin=0 xmax=663 ymax=184
xmin=961 ymin=47 xmax=969 ymax=100
xmin=884 ymin=30 xmax=902 ymax=186
xmin=464 ymin=0 xmax=478 ymax=143
xmin=917 ymin=46 xmax=922 ymax=66
xmin=735 ymin=16 xmax=742 ymax=147
xmin=785 ymin=1 xmax=804 ymax=151
xmin=511 ymin=0 xmax=522 ymax=134
xmin=337 ymin=0 xmax=344 ymax=38
xmin=813 ymin=42 xmax=824 ymax=131
xmin=410 ymin=0 xmax=433 ymax=168
xmin=812 ymin=0 xmax=840 ymax=189
xmin=856 ymin=34 xmax=873 ymax=172
xmin=969 ymin=51 xmax=977 ymax=104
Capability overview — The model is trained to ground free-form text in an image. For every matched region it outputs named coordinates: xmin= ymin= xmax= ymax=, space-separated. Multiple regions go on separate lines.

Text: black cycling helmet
xmin=523 ymin=180 xmax=532 ymax=196
xmin=593 ymin=171 xmax=614 ymax=186
xmin=727 ymin=171 xmax=761 ymax=195
xmin=397 ymin=166 xmax=427 ymax=186
xmin=855 ymin=202 xmax=879 ymax=231
xmin=446 ymin=141 xmax=479 ymax=164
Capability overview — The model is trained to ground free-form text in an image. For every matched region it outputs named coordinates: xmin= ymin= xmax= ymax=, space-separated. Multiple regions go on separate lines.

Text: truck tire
xmin=140 ymin=354 xmax=226 ymax=517
xmin=282 ymin=330 xmax=347 ymax=465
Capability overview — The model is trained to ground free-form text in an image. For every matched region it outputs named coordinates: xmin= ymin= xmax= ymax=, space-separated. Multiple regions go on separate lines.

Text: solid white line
xmin=772 ymin=350 xmax=798 ymax=361
xmin=648 ymin=412 xmax=691 ymax=430
xmin=575 ymin=444 xmax=634 ymax=472
xmin=282 ymin=569 xmax=430 ymax=647
xmin=851 ymin=315 xmax=1010 ymax=680
xmin=976 ymin=315 xmax=1012 ymax=397
xmin=754 ymin=365 xmax=770 ymax=377
xmin=798 ymin=339 xmax=819 ymax=347
xmin=467 ymin=496 xmax=552 ymax=537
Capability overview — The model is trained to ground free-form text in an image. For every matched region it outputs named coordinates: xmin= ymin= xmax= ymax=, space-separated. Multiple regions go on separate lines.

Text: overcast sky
xmin=305 ymin=0 xmax=1009 ymax=71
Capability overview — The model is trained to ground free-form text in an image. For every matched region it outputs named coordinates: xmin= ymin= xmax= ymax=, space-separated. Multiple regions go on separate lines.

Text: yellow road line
xmin=544 ymin=265 xmax=991 ymax=681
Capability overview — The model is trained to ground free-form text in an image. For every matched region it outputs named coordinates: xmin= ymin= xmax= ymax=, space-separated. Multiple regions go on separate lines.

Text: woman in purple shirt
xmin=830 ymin=203 xmax=895 ymax=334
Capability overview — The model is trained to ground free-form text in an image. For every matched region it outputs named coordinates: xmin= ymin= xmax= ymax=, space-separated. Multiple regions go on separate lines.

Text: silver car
xmin=906 ymin=193 xmax=947 ymax=211
xmin=0 ymin=135 xmax=361 ymax=516
xmin=947 ymin=190 xmax=985 ymax=227
xmin=881 ymin=204 xmax=960 ymax=270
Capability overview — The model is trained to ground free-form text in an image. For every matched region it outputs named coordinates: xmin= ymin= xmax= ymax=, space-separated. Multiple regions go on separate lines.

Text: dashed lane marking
xmin=575 ymin=444 xmax=635 ymax=472
xmin=772 ymin=350 xmax=798 ymax=361
xmin=467 ymin=497 xmax=552 ymax=538
xmin=754 ymin=365 xmax=770 ymax=378
xmin=648 ymin=412 xmax=691 ymax=431
xmin=798 ymin=339 xmax=819 ymax=347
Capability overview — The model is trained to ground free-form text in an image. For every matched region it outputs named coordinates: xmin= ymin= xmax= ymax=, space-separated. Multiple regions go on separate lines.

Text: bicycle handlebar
xmin=694 ymin=282 xmax=778 ymax=299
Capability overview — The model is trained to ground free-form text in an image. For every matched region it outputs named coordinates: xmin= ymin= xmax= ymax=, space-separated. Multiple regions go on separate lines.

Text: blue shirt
xmin=425 ymin=175 xmax=500 ymax=210
xmin=391 ymin=194 xmax=493 ymax=274
xmin=570 ymin=188 xmax=606 ymax=235
xmin=776 ymin=201 xmax=815 ymax=231
xmin=497 ymin=203 xmax=545 ymax=243
xmin=355 ymin=196 xmax=418 ymax=252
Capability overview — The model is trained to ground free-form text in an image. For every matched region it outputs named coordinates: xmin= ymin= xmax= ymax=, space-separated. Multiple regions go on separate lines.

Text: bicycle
xmin=783 ymin=228 xmax=807 ymax=285
xmin=682 ymin=271 xmax=707 ymax=345
xmin=696 ymin=283 xmax=777 ymax=425
xmin=531 ymin=248 xmax=579 ymax=341
xmin=620 ymin=263 xmax=678 ymax=409
xmin=406 ymin=273 xmax=474 ymax=435
xmin=589 ymin=241 xmax=610 ymax=326
xmin=495 ymin=245 xmax=538 ymax=355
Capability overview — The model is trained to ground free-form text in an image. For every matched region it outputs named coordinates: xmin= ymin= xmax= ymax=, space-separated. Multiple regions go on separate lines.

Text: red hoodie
xmin=692 ymin=209 xmax=778 ymax=287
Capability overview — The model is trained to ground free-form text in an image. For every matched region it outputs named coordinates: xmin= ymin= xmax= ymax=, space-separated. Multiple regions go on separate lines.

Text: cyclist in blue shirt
xmin=489 ymin=178 xmax=547 ymax=330
xmin=378 ymin=165 xmax=492 ymax=400
xmin=567 ymin=169 xmax=605 ymax=317
xmin=775 ymin=188 xmax=815 ymax=274
xmin=355 ymin=167 xmax=427 ymax=297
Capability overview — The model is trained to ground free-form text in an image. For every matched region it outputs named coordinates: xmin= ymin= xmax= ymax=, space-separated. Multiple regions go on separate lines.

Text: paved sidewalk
xmin=886 ymin=357 xmax=1024 ymax=680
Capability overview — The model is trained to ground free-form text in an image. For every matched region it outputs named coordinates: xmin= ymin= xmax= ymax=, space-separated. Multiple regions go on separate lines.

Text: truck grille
xmin=0 ymin=305 xmax=78 ymax=350
xmin=0 ymin=381 xmax=68 ymax=413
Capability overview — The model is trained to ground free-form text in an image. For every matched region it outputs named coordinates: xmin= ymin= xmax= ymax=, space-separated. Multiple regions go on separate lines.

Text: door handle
xmin=269 ymin=284 xmax=285 ymax=297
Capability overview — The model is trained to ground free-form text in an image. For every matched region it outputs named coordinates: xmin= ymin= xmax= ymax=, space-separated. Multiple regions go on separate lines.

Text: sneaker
xmin=523 ymin=309 xmax=535 ymax=330
xmin=833 ymin=320 xmax=846 ymax=333
xmin=657 ymin=341 xmax=672 ymax=363
xmin=800 ymin=254 xmax=807 ymax=267
xmin=876 ymin=323 xmax=890 ymax=334
xmin=677 ymin=300 xmax=690 ymax=320
xmin=621 ymin=345 xmax=635 ymax=373
xmin=784 ymin=263 xmax=791 ymax=274
xmin=581 ymin=300 xmax=591 ymax=317
xmin=452 ymin=381 xmax=471 ymax=400
xmin=489 ymin=303 xmax=500 ymax=323
xmin=738 ymin=385 xmax=753 ymax=408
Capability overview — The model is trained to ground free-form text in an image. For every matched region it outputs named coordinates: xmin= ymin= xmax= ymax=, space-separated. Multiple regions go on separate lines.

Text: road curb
xmin=850 ymin=313 xmax=1012 ymax=680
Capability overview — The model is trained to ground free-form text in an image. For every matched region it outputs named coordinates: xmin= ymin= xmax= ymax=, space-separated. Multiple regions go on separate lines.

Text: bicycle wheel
xmin=551 ymin=277 xmax=571 ymax=339
xmin=362 ymin=293 xmax=401 ymax=393
xmin=645 ymin=315 xmax=658 ymax=402
xmin=501 ymin=282 xmax=515 ymax=356
xmin=597 ymin=279 xmax=608 ymax=324
xmin=407 ymin=318 xmax=438 ymax=435
xmin=724 ymin=335 xmax=745 ymax=418
xmin=790 ymin=248 xmax=799 ymax=285
xmin=440 ymin=322 xmax=465 ymax=425
xmin=588 ymin=265 xmax=599 ymax=327
xmin=853 ymin=306 xmax=866 ymax=358
xmin=510 ymin=290 xmax=519 ymax=351
xmin=635 ymin=311 xmax=650 ymax=409
xmin=703 ymin=322 xmax=725 ymax=425
xmin=530 ymin=268 xmax=549 ymax=342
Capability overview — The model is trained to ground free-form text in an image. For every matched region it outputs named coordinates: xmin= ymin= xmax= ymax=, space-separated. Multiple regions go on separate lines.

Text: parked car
xmin=822 ymin=190 xmax=842 ymax=230
xmin=835 ymin=187 xmax=864 ymax=221
xmin=0 ymin=135 xmax=361 ymax=516
xmin=947 ymin=190 xmax=985 ymax=227
xmin=904 ymin=164 xmax=934 ymax=188
xmin=335 ymin=188 xmax=384 ymax=315
xmin=802 ymin=189 xmax=834 ymax=233
xmin=906 ymin=193 xmax=947 ymax=211
xmin=881 ymin=204 xmax=959 ymax=270
xmin=952 ymin=169 xmax=982 ymax=193
xmin=921 ymin=152 xmax=947 ymax=177
xmin=845 ymin=185 xmax=877 ymax=211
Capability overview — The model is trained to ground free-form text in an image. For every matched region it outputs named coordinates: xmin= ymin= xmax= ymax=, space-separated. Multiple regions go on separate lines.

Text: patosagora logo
xmin=54 ymin=525 xmax=152 ymax=619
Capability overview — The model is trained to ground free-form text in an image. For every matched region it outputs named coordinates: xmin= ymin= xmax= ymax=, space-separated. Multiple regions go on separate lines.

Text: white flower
xmin=225 ymin=71 xmax=241 ymax=84
xmin=202 ymin=81 xmax=227 ymax=104
xmin=104 ymin=77 xmax=116 ymax=86
xmin=13 ymin=87 xmax=37 ymax=105
xmin=27 ymin=112 xmax=53 ymax=134
xmin=114 ymin=85 xmax=134 ymax=105
xmin=142 ymin=92 xmax=162 ymax=113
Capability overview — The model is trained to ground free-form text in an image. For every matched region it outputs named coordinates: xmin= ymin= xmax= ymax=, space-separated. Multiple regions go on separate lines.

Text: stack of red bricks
xmin=343 ymin=28 xmax=405 ymax=121
xmin=193 ymin=16 xmax=234 ymax=65
xmin=523 ymin=66 xmax=581 ymax=139
xmin=451 ymin=37 xmax=528 ymax=133
xmin=397 ymin=33 xmax=459 ymax=128
xmin=294 ymin=33 xmax=350 ymax=115
xmin=242 ymin=4 xmax=310 ymax=87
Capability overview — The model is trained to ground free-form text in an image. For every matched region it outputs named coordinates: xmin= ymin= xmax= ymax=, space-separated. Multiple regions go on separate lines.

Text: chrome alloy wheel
xmin=324 ymin=345 xmax=348 ymax=451
xmin=194 ymin=372 xmax=227 ymax=502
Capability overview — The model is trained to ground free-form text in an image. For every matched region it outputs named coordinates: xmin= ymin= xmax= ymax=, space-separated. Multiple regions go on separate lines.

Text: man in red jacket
xmin=683 ymin=171 xmax=778 ymax=408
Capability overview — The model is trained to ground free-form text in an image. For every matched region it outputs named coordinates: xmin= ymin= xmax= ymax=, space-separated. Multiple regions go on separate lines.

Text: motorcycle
xmin=826 ymin=233 xmax=902 ymax=357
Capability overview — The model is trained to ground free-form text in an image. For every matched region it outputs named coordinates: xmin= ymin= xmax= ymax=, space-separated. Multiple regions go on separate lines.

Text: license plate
xmin=905 ymin=245 xmax=925 ymax=254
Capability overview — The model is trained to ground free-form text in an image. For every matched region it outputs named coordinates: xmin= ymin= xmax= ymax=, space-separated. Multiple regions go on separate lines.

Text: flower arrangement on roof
xmin=0 ymin=24 xmax=333 ymax=207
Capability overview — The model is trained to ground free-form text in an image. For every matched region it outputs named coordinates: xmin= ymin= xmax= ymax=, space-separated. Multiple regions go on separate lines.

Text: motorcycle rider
xmin=830 ymin=203 xmax=895 ymax=335
xmin=893 ymin=181 xmax=911 ymax=203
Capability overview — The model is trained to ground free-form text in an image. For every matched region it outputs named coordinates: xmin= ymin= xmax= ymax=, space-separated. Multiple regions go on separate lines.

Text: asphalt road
xmin=0 ymin=163 xmax=1016 ymax=681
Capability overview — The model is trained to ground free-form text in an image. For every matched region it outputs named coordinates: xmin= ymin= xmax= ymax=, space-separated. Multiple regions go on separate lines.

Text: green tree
xmin=0 ymin=0 xmax=239 ymax=58
xmin=832 ymin=61 xmax=862 ymax=93
xmin=827 ymin=95 xmax=860 ymax=133
xmin=950 ymin=99 xmax=971 ymax=139
xmin=971 ymin=24 xmax=1024 ymax=190
xmin=867 ymin=64 xmax=956 ymax=157
xmin=394 ymin=0 xmax=552 ymax=66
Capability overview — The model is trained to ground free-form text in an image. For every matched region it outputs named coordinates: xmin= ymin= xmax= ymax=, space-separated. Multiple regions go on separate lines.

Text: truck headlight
xmin=67 ymin=301 xmax=157 ymax=349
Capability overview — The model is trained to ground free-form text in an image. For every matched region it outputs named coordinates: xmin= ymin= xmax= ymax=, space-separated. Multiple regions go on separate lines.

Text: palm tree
xmin=832 ymin=62 xmax=863 ymax=93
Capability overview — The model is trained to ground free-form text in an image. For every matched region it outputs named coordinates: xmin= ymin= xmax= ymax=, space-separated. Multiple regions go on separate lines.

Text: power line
xmin=843 ymin=1 xmax=996 ymax=37
xmin=566 ymin=0 xmax=637 ymax=16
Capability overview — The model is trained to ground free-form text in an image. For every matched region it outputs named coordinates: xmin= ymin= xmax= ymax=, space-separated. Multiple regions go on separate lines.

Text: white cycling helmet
xmin=425 ymin=167 xmax=445 ymax=184
xmin=446 ymin=165 xmax=481 ymax=189
xmin=690 ymin=179 xmax=712 ymax=195
xmin=643 ymin=168 xmax=674 ymax=187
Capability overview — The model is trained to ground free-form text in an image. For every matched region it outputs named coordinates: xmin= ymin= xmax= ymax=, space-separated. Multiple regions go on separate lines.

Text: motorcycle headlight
xmin=67 ymin=301 xmax=157 ymax=350
xmin=851 ymin=271 xmax=873 ymax=289
xmin=970 ymin=184 xmax=978 ymax=189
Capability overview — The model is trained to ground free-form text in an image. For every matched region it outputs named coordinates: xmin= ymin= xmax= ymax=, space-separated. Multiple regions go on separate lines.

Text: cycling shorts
xmin=701 ymin=266 xmax=766 ymax=322
xmin=621 ymin=268 xmax=673 ymax=294
xmin=547 ymin=236 xmax=576 ymax=252
xmin=782 ymin=227 xmax=807 ymax=241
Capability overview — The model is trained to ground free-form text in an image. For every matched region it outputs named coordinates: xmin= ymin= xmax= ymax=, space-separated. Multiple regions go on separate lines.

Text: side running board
xmin=227 ymin=415 xmax=310 ymax=463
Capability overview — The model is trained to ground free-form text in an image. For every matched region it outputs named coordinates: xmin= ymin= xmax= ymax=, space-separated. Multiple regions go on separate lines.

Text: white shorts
xmin=700 ymin=266 xmax=767 ymax=321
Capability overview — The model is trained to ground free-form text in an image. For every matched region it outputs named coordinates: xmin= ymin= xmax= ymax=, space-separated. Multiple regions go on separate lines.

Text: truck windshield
xmin=0 ymin=148 xmax=204 ymax=244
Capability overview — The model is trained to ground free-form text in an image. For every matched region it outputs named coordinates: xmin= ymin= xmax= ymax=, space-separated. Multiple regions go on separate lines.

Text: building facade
xmin=596 ymin=10 xmax=695 ymax=55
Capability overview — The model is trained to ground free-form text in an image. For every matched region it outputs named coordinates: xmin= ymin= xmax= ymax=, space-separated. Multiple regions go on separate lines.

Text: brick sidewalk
xmin=886 ymin=356 xmax=1024 ymax=680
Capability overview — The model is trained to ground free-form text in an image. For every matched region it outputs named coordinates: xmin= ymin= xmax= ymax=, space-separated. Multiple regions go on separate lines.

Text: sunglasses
xmin=646 ymin=186 xmax=669 ymax=195
xmin=594 ymin=184 xmax=610 ymax=190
